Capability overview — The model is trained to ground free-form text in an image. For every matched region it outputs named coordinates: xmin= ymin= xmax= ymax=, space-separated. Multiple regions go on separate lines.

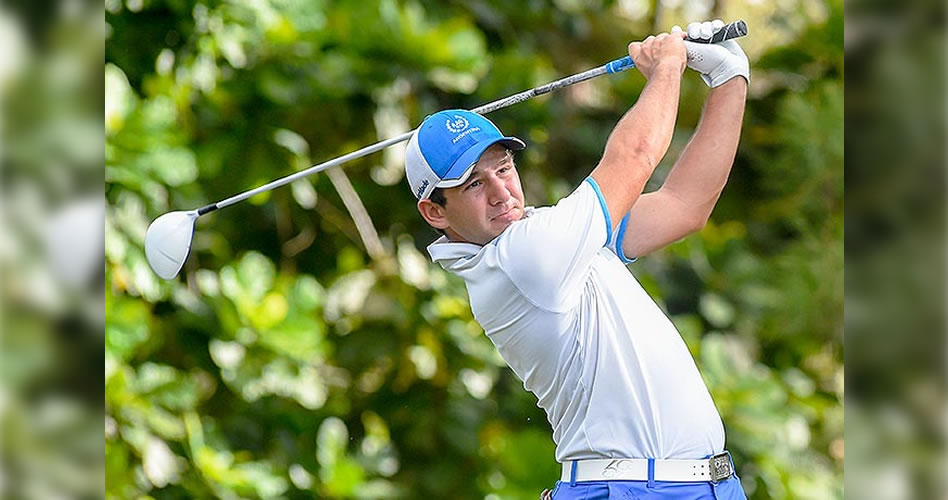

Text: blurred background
xmin=9 ymin=0 xmax=926 ymax=498
xmin=1 ymin=0 xmax=105 ymax=498
xmin=844 ymin=0 xmax=946 ymax=499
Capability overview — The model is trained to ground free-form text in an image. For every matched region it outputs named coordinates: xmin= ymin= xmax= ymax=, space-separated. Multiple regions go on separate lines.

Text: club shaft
xmin=202 ymin=61 xmax=629 ymax=213
xmin=208 ymin=131 xmax=415 ymax=212
xmin=472 ymin=60 xmax=631 ymax=115
xmin=202 ymin=20 xmax=747 ymax=215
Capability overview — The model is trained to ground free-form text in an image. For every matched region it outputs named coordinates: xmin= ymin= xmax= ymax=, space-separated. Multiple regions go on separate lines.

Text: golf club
xmin=145 ymin=20 xmax=748 ymax=279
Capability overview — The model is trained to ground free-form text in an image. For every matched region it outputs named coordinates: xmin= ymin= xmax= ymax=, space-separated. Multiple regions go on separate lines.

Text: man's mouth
xmin=491 ymin=206 xmax=517 ymax=221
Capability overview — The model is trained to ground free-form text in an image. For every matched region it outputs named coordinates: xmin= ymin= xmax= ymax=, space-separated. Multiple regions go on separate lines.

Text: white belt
xmin=560 ymin=452 xmax=734 ymax=483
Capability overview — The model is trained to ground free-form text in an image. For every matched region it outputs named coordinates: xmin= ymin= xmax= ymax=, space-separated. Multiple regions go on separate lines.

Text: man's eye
xmin=466 ymin=180 xmax=481 ymax=190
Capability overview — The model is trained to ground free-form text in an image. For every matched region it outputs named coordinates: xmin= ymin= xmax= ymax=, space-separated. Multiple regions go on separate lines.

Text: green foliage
xmin=106 ymin=1 xmax=842 ymax=498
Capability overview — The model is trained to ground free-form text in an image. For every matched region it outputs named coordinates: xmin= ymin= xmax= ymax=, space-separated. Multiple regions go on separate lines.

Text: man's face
xmin=419 ymin=144 xmax=525 ymax=245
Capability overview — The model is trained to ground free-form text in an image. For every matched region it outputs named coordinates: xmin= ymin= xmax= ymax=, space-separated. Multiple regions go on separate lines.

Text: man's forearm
xmin=660 ymin=77 xmax=747 ymax=219
xmin=591 ymin=63 xmax=683 ymax=223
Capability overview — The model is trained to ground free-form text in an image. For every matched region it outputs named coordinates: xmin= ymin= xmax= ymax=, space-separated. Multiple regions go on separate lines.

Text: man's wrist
xmin=652 ymin=60 xmax=685 ymax=77
xmin=707 ymin=63 xmax=749 ymax=88
xmin=706 ymin=75 xmax=748 ymax=106
xmin=710 ymin=75 xmax=748 ymax=92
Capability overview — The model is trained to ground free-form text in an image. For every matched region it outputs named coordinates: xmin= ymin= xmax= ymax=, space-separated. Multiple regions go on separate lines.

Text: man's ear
xmin=417 ymin=199 xmax=450 ymax=230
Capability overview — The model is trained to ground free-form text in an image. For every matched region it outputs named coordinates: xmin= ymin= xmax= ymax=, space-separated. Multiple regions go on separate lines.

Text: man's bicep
xmin=590 ymin=155 xmax=653 ymax=227
xmin=619 ymin=189 xmax=704 ymax=259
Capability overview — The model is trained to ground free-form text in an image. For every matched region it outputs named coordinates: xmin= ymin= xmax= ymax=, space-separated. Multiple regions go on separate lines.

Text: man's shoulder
xmin=427 ymin=236 xmax=483 ymax=260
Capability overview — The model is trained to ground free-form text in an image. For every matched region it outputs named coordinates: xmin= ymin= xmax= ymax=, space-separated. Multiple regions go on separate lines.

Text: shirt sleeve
xmin=495 ymin=177 xmax=613 ymax=312
xmin=606 ymin=211 xmax=636 ymax=264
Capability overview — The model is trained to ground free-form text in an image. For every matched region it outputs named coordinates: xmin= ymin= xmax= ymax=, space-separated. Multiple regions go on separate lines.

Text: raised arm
xmin=590 ymin=32 xmax=687 ymax=225
xmin=619 ymin=77 xmax=747 ymax=258
xmin=617 ymin=20 xmax=750 ymax=259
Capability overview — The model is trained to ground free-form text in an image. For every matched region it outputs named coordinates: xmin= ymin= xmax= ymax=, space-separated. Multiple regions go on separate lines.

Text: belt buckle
xmin=709 ymin=452 xmax=733 ymax=483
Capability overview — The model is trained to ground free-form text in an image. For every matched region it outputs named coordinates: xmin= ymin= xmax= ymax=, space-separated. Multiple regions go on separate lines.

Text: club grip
xmin=606 ymin=57 xmax=635 ymax=74
xmin=605 ymin=20 xmax=748 ymax=73
xmin=686 ymin=19 xmax=747 ymax=44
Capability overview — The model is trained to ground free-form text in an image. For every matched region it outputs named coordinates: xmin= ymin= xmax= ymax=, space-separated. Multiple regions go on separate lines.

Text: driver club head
xmin=145 ymin=210 xmax=199 ymax=279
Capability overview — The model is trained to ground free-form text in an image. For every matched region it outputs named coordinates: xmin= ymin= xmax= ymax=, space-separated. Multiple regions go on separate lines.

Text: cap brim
xmin=435 ymin=137 xmax=526 ymax=189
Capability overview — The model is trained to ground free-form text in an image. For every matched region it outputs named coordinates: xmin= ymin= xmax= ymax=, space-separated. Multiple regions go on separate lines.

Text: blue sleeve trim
xmin=584 ymin=177 xmax=612 ymax=247
xmin=615 ymin=212 xmax=636 ymax=263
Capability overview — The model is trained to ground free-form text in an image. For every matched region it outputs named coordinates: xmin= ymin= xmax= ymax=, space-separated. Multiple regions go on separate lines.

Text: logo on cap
xmin=416 ymin=179 xmax=429 ymax=198
xmin=445 ymin=115 xmax=469 ymax=133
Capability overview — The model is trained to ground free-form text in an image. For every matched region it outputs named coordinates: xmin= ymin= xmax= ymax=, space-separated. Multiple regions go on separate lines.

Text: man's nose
xmin=486 ymin=176 xmax=510 ymax=204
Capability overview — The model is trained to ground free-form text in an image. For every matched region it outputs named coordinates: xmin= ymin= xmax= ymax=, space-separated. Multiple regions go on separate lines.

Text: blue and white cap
xmin=406 ymin=109 xmax=526 ymax=200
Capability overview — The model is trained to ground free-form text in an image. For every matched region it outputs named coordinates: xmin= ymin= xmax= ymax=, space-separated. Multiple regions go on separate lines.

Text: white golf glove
xmin=672 ymin=20 xmax=749 ymax=88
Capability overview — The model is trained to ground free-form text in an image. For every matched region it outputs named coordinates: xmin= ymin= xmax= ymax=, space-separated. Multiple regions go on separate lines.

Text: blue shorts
xmin=549 ymin=475 xmax=747 ymax=499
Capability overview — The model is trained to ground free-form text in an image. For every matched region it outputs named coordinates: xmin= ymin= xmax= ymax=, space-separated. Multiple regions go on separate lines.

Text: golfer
xmin=405 ymin=20 xmax=749 ymax=500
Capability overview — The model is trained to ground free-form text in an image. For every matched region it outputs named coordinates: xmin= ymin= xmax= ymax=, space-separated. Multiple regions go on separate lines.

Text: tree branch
xmin=325 ymin=166 xmax=388 ymax=261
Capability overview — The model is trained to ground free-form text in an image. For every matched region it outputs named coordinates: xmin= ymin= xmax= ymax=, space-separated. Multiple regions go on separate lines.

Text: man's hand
xmin=627 ymin=32 xmax=687 ymax=80
xmin=672 ymin=20 xmax=749 ymax=88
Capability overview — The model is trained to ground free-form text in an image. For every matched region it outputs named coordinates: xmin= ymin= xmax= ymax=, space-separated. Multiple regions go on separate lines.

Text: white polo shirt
xmin=427 ymin=177 xmax=725 ymax=462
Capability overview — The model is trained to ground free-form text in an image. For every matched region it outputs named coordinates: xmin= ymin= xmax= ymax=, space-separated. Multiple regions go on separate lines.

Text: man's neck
xmin=443 ymin=228 xmax=477 ymax=245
